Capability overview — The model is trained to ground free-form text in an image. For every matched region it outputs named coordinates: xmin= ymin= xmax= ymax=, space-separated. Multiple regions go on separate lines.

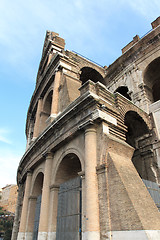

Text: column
xmin=50 ymin=71 xmax=61 ymax=119
xmin=17 ymin=171 xmax=32 ymax=240
xmin=47 ymin=185 xmax=59 ymax=240
xmin=33 ymin=97 xmax=43 ymax=139
xmin=38 ymin=152 xmax=53 ymax=240
xmin=25 ymin=196 xmax=37 ymax=240
xmin=84 ymin=126 xmax=100 ymax=240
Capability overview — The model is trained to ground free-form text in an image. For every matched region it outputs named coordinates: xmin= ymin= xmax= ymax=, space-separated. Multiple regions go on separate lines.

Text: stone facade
xmin=0 ymin=184 xmax=18 ymax=213
xmin=12 ymin=17 xmax=160 ymax=240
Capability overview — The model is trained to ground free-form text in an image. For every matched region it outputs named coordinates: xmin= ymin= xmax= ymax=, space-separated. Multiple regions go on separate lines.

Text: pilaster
xmin=84 ymin=125 xmax=100 ymax=240
xmin=50 ymin=71 xmax=61 ymax=119
xmin=33 ymin=97 xmax=43 ymax=139
xmin=25 ymin=196 xmax=37 ymax=239
xmin=48 ymin=185 xmax=59 ymax=240
xmin=38 ymin=152 xmax=53 ymax=240
xmin=17 ymin=171 xmax=32 ymax=240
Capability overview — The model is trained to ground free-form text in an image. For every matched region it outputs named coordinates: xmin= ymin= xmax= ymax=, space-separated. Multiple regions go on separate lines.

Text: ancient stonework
xmin=12 ymin=17 xmax=160 ymax=240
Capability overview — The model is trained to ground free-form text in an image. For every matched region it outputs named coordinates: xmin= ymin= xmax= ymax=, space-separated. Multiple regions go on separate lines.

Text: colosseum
xmin=12 ymin=17 xmax=160 ymax=240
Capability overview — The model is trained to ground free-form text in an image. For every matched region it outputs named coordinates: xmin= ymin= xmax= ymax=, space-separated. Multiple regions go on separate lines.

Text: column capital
xmin=42 ymin=150 xmax=53 ymax=159
xmin=38 ymin=96 xmax=43 ymax=100
xmin=28 ymin=195 xmax=37 ymax=201
xmin=78 ymin=119 xmax=95 ymax=131
xmin=85 ymin=125 xmax=97 ymax=134
xmin=26 ymin=170 xmax=33 ymax=176
xmin=50 ymin=184 xmax=60 ymax=191
xmin=78 ymin=171 xmax=85 ymax=179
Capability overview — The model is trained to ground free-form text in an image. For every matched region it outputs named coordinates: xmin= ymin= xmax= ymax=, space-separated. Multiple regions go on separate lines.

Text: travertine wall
xmin=14 ymin=17 xmax=160 ymax=240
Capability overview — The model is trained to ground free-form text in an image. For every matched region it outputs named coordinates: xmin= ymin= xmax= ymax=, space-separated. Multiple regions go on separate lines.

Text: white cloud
xmin=0 ymin=148 xmax=22 ymax=188
xmin=127 ymin=0 xmax=160 ymax=19
xmin=0 ymin=0 xmax=159 ymax=71
xmin=0 ymin=128 xmax=11 ymax=144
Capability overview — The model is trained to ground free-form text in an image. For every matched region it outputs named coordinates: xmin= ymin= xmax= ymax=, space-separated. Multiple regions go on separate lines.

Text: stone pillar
xmin=33 ymin=97 xmax=43 ymax=139
xmin=48 ymin=185 xmax=59 ymax=240
xmin=50 ymin=71 xmax=61 ymax=119
xmin=17 ymin=171 xmax=32 ymax=240
xmin=84 ymin=126 xmax=100 ymax=240
xmin=25 ymin=196 xmax=37 ymax=240
xmin=38 ymin=152 xmax=53 ymax=240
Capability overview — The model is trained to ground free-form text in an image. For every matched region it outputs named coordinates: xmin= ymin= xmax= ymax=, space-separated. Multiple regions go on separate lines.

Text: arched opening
xmin=80 ymin=67 xmax=104 ymax=85
xmin=144 ymin=57 xmax=160 ymax=104
xmin=40 ymin=91 xmax=53 ymax=130
xmin=114 ymin=86 xmax=131 ymax=100
xmin=43 ymin=91 xmax=52 ymax=117
xmin=32 ymin=172 xmax=43 ymax=196
xmin=124 ymin=111 xmax=153 ymax=181
xmin=55 ymin=153 xmax=82 ymax=240
xmin=125 ymin=111 xmax=160 ymax=210
xmin=27 ymin=172 xmax=44 ymax=240
xmin=55 ymin=153 xmax=81 ymax=185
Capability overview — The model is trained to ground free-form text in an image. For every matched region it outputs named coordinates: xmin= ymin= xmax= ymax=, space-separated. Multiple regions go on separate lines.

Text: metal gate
xmin=56 ymin=177 xmax=82 ymax=240
xmin=32 ymin=195 xmax=42 ymax=240
xmin=143 ymin=179 xmax=160 ymax=211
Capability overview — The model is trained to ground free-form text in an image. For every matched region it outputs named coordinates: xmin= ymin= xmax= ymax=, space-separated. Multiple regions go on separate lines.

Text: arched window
xmin=55 ymin=153 xmax=82 ymax=239
xmin=80 ymin=67 xmax=104 ymax=85
xmin=124 ymin=111 xmax=152 ymax=181
xmin=144 ymin=57 xmax=160 ymax=103
xmin=114 ymin=86 xmax=131 ymax=100
xmin=43 ymin=91 xmax=53 ymax=116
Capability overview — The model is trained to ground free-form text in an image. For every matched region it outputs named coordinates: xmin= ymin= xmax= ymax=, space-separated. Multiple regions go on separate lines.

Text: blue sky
xmin=0 ymin=0 xmax=160 ymax=188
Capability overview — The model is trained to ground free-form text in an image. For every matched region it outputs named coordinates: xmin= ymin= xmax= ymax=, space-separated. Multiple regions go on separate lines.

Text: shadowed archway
xmin=144 ymin=57 xmax=160 ymax=103
xmin=80 ymin=67 xmax=104 ymax=85
xmin=124 ymin=111 xmax=154 ymax=181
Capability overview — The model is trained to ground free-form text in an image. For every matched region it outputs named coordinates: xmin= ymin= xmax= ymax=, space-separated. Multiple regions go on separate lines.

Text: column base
xmin=83 ymin=231 xmax=100 ymax=240
xmin=37 ymin=232 xmax=47 ymax=240
xmin=47 ymin=232 xmax=56 ymax=240
xmin=17 ymin=232 xmax=25 ymax=240
xmin=25 ymin=232 xmax=33 ymax=240
xmin=106 ymin=230 xmax=160 ymax=240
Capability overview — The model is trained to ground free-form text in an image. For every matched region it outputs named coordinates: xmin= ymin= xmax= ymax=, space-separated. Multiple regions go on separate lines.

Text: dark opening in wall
xmin=144 ymin=57 xmax=160 ymax=103
xmin=124 ymin=111 xmax=154 ymax=181
xmin=80 ymin=67 xmax=104 ymax=85
xmin=115 ymin=86 xmax=131 ymax=100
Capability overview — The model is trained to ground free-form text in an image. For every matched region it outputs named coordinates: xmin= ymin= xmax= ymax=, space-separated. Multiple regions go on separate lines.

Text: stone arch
xmin=39 ymin=90 xmax=53 ymax=131
xmin=50 ymin=151 xmax=83 ymax=238
xmin=51 ymin=147 xmax=84 ymax=185
xmin=115 ymin=92 xmax=152 ymax=130
xmin=31 ymin=171 xmax=44 ymax=196
xmin=124 ymin=111 xmax=149 ymax=148
xmin=124 ymin=110 xmax=156 ymax=182
xmin=114 ymin=86 xmax=131 ymax=100
xmin=80 ymin=67 xmax=105 ymax=85
xmin=42 ymin=90 xmax=53 ymax=116
xmin=30 ymin=167 xmax=44 ymax=195
xmin=26 ymin=171 xmax=44 ymax=239
xmin=143 ymin=57 xmax=160 ymax=104
xmin=54 ymin=152 xmax=82 ymax=185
